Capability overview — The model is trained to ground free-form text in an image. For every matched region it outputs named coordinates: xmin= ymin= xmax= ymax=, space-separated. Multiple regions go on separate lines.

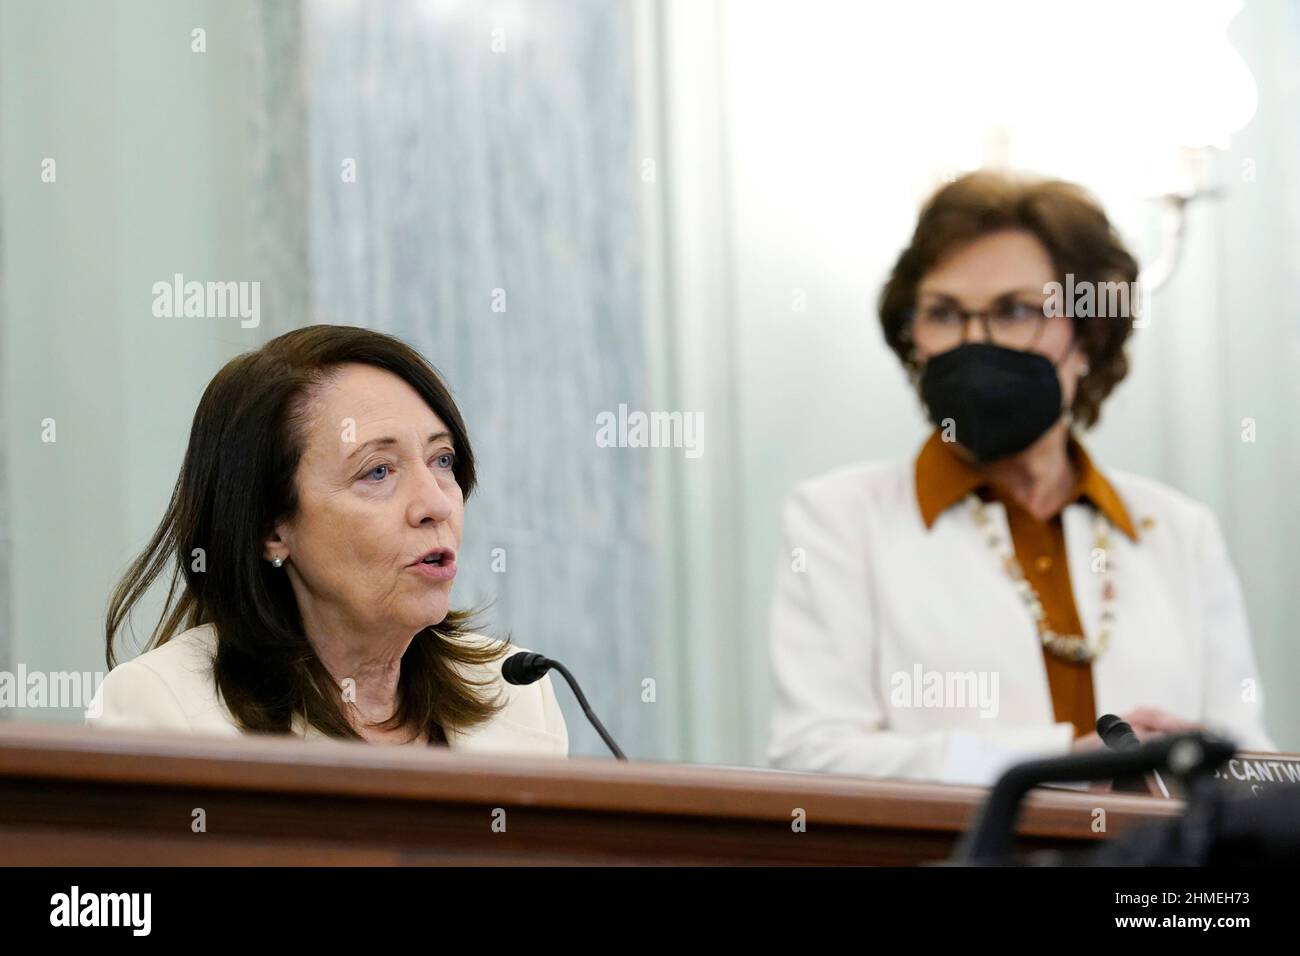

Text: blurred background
xmin=2 ymin=0 xmax=1297 ymax=762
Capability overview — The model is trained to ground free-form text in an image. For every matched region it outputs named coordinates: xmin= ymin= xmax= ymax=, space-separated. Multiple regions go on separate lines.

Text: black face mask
xmin=918 ymin=342 xmax=1063 ymax=464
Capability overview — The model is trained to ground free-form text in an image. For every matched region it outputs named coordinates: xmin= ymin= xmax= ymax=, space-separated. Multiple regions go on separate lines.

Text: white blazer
xmin=768 ymin=458 xmax=1275 ymax=785
xmin=85 ymin=624 xmax=569 ymax=756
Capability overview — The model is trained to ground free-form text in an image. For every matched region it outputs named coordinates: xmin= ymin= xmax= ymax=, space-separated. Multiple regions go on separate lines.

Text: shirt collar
xmin=914 ymin=428 xmax=1138 ymax=541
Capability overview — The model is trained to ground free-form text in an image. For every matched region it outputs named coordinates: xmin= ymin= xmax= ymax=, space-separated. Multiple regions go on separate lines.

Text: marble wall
xmin=255 ymin=0 xmax=659 ymax=758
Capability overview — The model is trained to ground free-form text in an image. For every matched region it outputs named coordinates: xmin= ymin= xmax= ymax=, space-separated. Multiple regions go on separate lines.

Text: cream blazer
xmin=769 ymin=459 xmax=1275 ymax=785
xmin=85 ymin=624 xmax=569 ymax=756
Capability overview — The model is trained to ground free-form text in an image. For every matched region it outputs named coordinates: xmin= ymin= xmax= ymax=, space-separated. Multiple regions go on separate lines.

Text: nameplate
xmin=1211 ymin=752 xmax=1300 ymax=796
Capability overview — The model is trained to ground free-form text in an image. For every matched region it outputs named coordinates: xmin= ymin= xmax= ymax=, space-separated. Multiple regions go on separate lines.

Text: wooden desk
xmin=0 ymin=722 xmax=1181 ymax=865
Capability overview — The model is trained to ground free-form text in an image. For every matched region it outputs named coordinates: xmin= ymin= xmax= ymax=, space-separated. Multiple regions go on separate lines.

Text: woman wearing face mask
xmin=767 ymin=171 xmax=1274 ymax=785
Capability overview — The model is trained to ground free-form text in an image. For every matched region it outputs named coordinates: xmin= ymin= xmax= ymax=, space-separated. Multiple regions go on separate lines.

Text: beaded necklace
xmin=966 ymin=493 xmax=1114 ymax=663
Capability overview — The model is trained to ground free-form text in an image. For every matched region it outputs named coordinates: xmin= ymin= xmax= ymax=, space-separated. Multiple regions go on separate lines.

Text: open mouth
xmin=412 ymin=548 xmax=455 ymax=567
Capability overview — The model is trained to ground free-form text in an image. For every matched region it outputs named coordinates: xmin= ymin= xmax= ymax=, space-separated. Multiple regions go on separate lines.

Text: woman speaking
xmin=87 ymin=325 xmax=567 ymax=755
xmin=768 ymin=171 xmax=1273 ymax=783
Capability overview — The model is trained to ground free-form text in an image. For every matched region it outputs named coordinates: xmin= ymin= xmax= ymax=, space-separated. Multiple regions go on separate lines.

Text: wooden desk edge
xmin=0 ymin=721 xmax=1181 ymax=842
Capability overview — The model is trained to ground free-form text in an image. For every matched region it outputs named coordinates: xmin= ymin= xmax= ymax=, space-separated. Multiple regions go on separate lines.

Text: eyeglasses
xmin=908 ymin=299 xmax=1055 ymax=352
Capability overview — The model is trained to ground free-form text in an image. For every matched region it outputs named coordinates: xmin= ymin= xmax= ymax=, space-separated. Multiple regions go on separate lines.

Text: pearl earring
xmin=272 ymin=557 xmax=284 ymax=568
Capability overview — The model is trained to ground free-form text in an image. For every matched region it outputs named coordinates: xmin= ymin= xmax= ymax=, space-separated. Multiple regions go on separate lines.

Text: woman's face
xmin=266 ymin=363 xmax=464 ymax=640
xmin=912 ymin=228 xmax=1087 ymax=408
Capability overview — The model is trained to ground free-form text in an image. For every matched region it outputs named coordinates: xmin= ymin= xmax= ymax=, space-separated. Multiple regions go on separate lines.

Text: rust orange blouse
xmin=915 ymin=430 xmax=1139 ymax=740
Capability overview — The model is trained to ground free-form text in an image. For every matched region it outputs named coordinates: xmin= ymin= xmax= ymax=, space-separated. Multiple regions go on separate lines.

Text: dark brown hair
xmin=105 ymin=324 xmax=506 ymax=742
xmin=878 ymin=171 xmax=1140 ymax=428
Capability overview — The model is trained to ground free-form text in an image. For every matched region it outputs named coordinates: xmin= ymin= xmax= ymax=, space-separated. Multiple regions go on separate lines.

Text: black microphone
xmin=1097 ymin=713 xmax=1142 ymax=751
xmin=502 ymin=651 xmax=627 ymax=760
xmin=1098 ymin=713 xmax=1169 ymax=795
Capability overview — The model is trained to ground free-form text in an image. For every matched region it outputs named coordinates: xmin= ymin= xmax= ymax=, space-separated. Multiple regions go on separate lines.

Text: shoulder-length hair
xmin=105 ymin=324 xmax=506 ymax=742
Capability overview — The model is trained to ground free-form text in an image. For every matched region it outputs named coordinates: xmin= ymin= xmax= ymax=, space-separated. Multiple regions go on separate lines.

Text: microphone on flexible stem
xmin=1097 ymin=713 xmax=1170 ymax=797
xmin=502 ymin=651 xmax=627 ymax=760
